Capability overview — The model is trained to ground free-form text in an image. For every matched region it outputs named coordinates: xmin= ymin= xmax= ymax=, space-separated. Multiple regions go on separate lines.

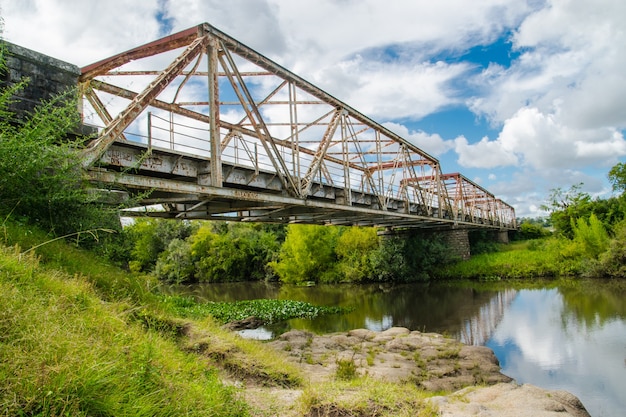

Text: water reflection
xmin=486 ymin=286 xmax=626 ymax=417
xmin=167 ymin=282 xmax=517 ymax=344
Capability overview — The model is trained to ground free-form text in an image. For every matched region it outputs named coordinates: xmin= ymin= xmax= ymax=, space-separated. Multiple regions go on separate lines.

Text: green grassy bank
xmin=435 ymin=239 xmax=585 ymax=280
xmin=0 ymin=221 xmax=309 ymax=416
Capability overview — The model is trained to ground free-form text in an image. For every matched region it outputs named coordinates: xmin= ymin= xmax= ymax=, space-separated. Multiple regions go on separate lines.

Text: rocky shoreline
xmin=262 ymin=326 xmax=590 ymax=417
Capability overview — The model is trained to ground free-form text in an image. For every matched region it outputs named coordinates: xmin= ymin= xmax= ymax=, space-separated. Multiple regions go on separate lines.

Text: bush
xmin=0 ymin=47 xmax=122 ymax=240
xmin=335 ymin=227 xmax=378 ymax=282
xmin=571 ymin=214 xmax=610 ymax=259
xmin=191 ymin=222 xmax=281 ymax=283
xmin=515 ymin=221 xmax=551 ymax=240
xmin=588 ymin=221 xmax=626 ymax=278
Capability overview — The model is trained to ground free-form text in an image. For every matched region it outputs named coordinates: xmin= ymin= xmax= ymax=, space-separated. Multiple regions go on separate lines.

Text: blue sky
xmin=3 ymin=0 xmax=626 ymax=217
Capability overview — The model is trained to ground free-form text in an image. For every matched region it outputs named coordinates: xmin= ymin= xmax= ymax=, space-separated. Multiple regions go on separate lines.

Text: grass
xmin=0 ymin=245 xmax=247 ymax=416
xmin=298 ymin=378 xmax=440 ymax=417
xmin=0 ymin=220 xmax=304 ymax=415
xmin=436 ymin=239 xmax=584 ymax=280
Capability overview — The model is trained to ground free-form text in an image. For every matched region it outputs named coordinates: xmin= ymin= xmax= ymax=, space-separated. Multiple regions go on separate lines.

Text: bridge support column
xmin=440 ymin=228 xmax=471 ymax=260
xmin=491 ymin=230 xmax=510 ymax=244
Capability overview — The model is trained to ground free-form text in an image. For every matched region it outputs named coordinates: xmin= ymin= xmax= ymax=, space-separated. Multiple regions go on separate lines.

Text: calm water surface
xmin=170 ymin=280 xmax=626 ymax=417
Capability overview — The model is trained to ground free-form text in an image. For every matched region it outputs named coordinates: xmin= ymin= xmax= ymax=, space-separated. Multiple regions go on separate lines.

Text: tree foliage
xmin=515 ymin=220 xmax=551 ymax=240
xmin=571 ymin=214 xmax=610 ymax=259
xmin=608 ymin=162 xmax=626 ymax=193
xmin=335 ymin=226 xmax=379 ymax=282
xmin=190 ymin=223 xmax=280 ymax=282
xmin=541 ymin=183 xmax=593 ymax=238
xmin=124 ymin=218 xmax=197 ymax=273
xmin=269 ymin=224 xmax=340 ymax=284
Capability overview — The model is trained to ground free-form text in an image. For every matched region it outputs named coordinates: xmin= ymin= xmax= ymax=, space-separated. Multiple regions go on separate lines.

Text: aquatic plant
xmin=162 ymin=295 xmax=349 ymax=324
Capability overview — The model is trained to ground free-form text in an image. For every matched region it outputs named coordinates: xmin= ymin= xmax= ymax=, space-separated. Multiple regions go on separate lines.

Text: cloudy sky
xmin=2 ymin=0 xmax=626 ymax=217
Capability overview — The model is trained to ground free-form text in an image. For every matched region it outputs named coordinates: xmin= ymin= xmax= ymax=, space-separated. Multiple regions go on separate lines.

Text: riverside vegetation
xmin=0 ymin=35 xmax=611 ymax=415
xmin=108 ymin=177 xmax=626 ymax=284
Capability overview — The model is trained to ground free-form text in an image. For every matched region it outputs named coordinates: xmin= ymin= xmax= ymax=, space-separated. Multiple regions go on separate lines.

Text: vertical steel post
xmin=207 ymin=36 xmax=222 ymax=187
xmin=147 ymin=111 xmax=152 ymax=151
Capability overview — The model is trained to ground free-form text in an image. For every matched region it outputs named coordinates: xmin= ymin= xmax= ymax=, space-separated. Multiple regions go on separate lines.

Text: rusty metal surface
xmin=80 ymin=23 xmax=516 ymax=230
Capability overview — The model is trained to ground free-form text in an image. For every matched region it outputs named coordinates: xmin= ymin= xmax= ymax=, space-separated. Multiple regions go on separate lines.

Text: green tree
xmin=369 ymin=231 xmax=454 ymax=282
xmin=515 ymin=220 xmax=551 ymax=240
xmin=541 ymin=184 xmax=593 ymax=238
xmin=369 ymin=236 xmax=408 ymax=281
xmin=125 ymin=218 xmax=196 ymax=273
xmin=154 ymin=238 xmax=194 ymax=283
xmin=190 ymin=222 xmax=280 ymax=282
xmin=335 ymin=226 xmax=379 ymax=282
xmin=571 ymin=214 xmax=610 ymax=259
xmin=269 ymin=224 xmax=340 ymax=284
xmin=608 ymin=162 xmax=626 ymax=194
xmin=593 ymin=221 xmax=626 ymax=278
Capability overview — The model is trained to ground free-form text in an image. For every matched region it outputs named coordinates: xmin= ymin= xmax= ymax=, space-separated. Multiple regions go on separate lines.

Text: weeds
xmin=335 ymin=357 xmax=358 ymax=381
xmin=298 ymin=378 xmax=439 ymax=416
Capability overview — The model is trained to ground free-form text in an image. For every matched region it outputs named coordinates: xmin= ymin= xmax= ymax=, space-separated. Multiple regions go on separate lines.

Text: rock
xmin=267 ymin=326 xmax=511 ymax=390
xmin=223 ymin=316 xmax=264 ymax=330
xmin=429 ymin=382 xmax=591 ymax=417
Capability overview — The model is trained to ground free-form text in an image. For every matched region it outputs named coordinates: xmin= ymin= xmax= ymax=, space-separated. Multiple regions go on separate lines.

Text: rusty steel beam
xmin=82 ymin=35 xmax=209 ymax=167
xmin=87 ymin=79 xmax=369 ymax=173
xmin=80 ymin=26 xmax=200 ymax=81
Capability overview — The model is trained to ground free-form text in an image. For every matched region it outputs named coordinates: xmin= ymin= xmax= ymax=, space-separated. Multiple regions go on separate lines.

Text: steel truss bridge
xmin=79 ymin=23 xmax=516 ymax=230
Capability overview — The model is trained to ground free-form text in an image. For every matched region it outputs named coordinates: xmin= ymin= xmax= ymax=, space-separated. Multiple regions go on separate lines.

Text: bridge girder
xmin=79 ymin=23 xmax=516 ymax=230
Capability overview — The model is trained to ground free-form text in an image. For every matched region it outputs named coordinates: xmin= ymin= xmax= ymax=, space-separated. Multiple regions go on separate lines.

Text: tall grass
xmin=436 ymin=239 xmax=584 ymax=280
xmin=0 ymin=245 xmax=247 ymax=416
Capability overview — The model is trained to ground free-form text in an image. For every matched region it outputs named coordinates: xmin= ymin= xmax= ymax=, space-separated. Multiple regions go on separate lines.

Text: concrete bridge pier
xmin=490 ymin=230 xmax=510 ymax=244
xmin=439 ymin=228 xmax=471 ymax=261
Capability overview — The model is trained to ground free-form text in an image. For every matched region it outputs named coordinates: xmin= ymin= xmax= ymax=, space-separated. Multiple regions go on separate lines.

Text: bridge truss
xmin=79 ymin=23 xmax=516 ymax=230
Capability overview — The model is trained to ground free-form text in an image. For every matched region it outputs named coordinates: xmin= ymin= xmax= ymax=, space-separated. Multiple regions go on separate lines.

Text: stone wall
xmin=439 ymin=228 xmax=471 ymax=260
xmin=1 ymin=41 xmax=80 ymax=121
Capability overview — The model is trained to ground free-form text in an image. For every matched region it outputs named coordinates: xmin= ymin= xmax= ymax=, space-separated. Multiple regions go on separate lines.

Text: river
xmin=168 ymin=279 xmax=626 ymax=417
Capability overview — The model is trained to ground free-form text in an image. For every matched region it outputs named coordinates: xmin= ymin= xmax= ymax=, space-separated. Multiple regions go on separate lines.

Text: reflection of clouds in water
xmin=492 ymin=290 xmax=572 ymax=369
xmin=486 ymin=289 xmax=626 ymax=417
xmin=365 ymin=315 xmax=393 ymax=332
xmin=238 ymin=327 xmax=274 ymax=341
xmin=459 ymin=289 xmax=517 ymax=346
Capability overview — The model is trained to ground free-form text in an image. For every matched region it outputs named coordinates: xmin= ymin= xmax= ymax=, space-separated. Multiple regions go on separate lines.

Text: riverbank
xmin=236 ymin=326 xmax=590 ymax=416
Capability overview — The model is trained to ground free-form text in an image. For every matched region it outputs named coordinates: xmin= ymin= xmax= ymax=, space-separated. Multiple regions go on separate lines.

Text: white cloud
xmin=459 ymin=0 xmax=626 ymax=216
xmin=454 ymin=134 xmax=518 ymax=168
xmin=455 ymin=107 xmax=626 ymax=171
xmin=1 ymin=0 xmax=162 ymax=65
xmin=383 ymin=122 xmax=455 ymax=157
xmin=325 ymin=59 xmax=468 ymax=120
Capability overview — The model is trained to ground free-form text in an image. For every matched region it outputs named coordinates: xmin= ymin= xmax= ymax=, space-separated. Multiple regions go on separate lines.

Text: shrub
xmin=571 ymin=214 xmax=610 ymax=259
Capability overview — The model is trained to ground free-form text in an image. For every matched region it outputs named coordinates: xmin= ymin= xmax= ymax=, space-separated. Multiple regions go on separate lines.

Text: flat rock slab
xmin=429 ymin=382 xmax=590 ymax=417
xmin=267 ymin=326 xmax=512 ymax=392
